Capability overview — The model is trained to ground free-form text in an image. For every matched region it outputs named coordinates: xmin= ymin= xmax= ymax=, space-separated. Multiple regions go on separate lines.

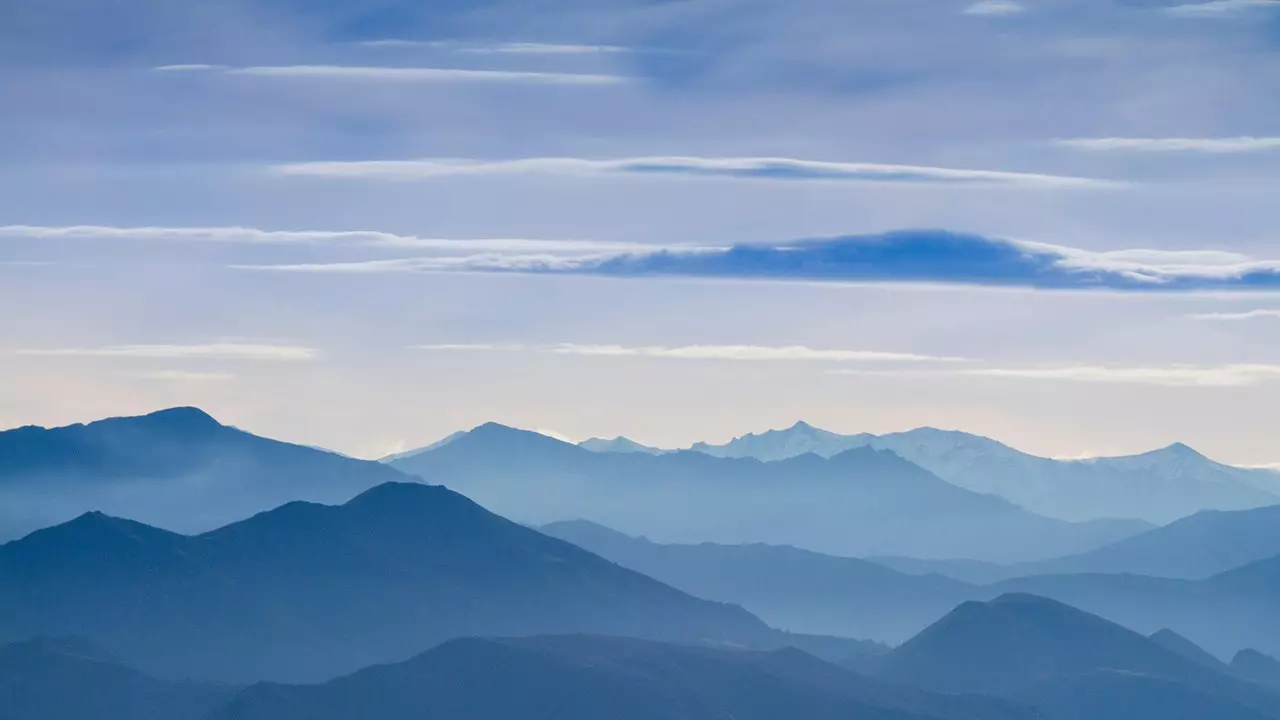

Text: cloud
xmin=457 ymin=43 xmax=630 ymax=55
xmin=153 ymin=64 xmax=230 ymax=72
xmin=1056 ymin=137 xmax=1280 ymax=153
xmin=962 ymin=1 xmax=1026 ymax=16
xmin=1166 ymin=0 xmax=1279 ymax=17
xmin=0 ymin=224 xmax=645 ymax=253
xmin=138 ymin=370 xmax=237 ymax=382
xmin=414 ymin=342 xmax=969 ymax=363
xmin=154 ymin=64 xmax=627 ymax=85
xmin=12 ymin=343 xmax=317 ymax=361
xmin=1189 ymin=309 xmax=1280 ymax=321
xmin=831 ymin=364 xmax=1280 ymax=387
xmin=248 ymin=230 xmax=1280 ymax=292
xmin=272 ymin=156 xmax=1117 ymax=189
xmin=963 ymin=364 xmax=1280 ymax=387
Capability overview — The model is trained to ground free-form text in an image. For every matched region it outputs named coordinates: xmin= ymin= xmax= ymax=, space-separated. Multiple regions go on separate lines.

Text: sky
xmin=2 ymin=0 xmax=1280 ymax=465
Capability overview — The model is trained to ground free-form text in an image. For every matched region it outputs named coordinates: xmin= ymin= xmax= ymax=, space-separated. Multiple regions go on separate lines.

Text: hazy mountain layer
xmin=640 ymin=422 xmax=1279 ymax=524
xmin=391 ymin=423 xmax=1145 ymax=563
xmin=0 ymin=408 xmax=408 ymax=540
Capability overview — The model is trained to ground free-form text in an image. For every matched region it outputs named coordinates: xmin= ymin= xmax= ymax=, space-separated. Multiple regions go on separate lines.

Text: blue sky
xmin=2 ymin=0 xmax=1280 ymax=464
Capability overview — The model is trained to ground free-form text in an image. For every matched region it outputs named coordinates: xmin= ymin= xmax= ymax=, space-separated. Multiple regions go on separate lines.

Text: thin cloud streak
xmin=1057 ymin=137 xmax=1280 ymax=153
xmin=0 ymin=224 xmax=646 ymax=253
xmin=1166 ymin=0 xmax=1279 ymax=17
xmin=414 ymin=342 xmax=970 ymax=363
xmin=12 ymin=343 xmax=318 ymax=361
xmin=1189 ymin=309 xmax=1280 ymax=321
xmin=831 ymin=364 xmax=1280 ymax=387
xmin=963 ymin=1 xmax=1026 ymax=16
xmin=273 ymin=156 xmax=1117 ymax=188
xmin=153 ymin=64 xmax=627 ymax=85
xmin=138 ymin=370 xmax=237 ymax=382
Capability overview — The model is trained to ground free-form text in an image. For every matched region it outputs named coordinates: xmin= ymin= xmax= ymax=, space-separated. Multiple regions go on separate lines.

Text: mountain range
xmin=389 ymin=422 xmax=1146 ymax=562
xmin=0 ymin=407 xmax=406 ymax=540
xmin=1 ymin=481 xmax=848 ymax=683
xmin=576 ymin=421 xmax=1280 ymax=524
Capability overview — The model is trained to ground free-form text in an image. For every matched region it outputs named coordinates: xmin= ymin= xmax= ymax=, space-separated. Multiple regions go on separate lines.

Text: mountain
xmin=0 ymin=482 xmax=801 ymax=683
xmin=873 ymin=594 xmax=1280 ymax=719
xmin=1023 ymin=504 xmax=1280 ymax=579
xmin=377 ymin=431 xmax=466 ymax=462
xmin=212 ymin=635 xmax=1037 ymax=720
xmin=0 ymin=636 xmax=235 ymax=720
xmin=683 ymin=423 xmax=1278 ymax=524
xmin=578 ymin=436 xmax=665 ymax=454
xmin=1233 ymin=650 xmax=1280 ymax=690
xmin=390 ymin=423 xmax=1145 ymax=562
xmin=541 ymin=519 xmax=971 ymax=644
xmin=0 ymin=407 xmax=408 ymax=540
xmin=1149 ymin=628 xmax=1226 ymax=669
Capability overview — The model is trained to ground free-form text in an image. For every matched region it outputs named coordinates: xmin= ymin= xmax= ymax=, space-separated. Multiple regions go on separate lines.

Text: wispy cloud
xmin=358 ymin=40 xmax=629 ymax=54
xmin=1056 ymin=137 xmax=1280 ymax=153
xmin=272 ymin=156 xmax=1117 ymax=189
xmin=832 ymin=364 xmax=1280 ymax=387
xmin=1166 ymin=0 xmax=1279 ymax=17
xmin=1189 ymin=309 xmax=1280 ymax=321
xmin=962 ymin=1 xmax=1026 ymax=16
xmin=414 ymin=342 xmax=969 ymax=363
xmin=457 ymin=43 xmax=630 ymax=55
xmin=242 ymin=230 xmax=1280 ymax=293
xmin=0 ymin=224 xmax=644 ymax=253
xmin=137 ymin=370 xmax=237 ymax=382
xmin=153 ymin=64 xmax=626 ymax=86
xmin=12 ymin=343 xmax=317 ymax=361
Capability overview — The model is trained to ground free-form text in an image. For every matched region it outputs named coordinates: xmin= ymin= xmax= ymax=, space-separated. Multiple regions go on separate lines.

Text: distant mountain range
xmin=573 ymin=421 xmax=1280 ymax=524
xmin=876 ymin=503 xmax=1280 ymax=582
xmin=390 ymin=423 xmax=1146 ymax=562
xmin=1 ymin=482 xmax=852 ymax=683
xmin=212 ymin=635 xmax=1035 ymax=720
xmin=0 ymin=407 xmax=407 ymax=540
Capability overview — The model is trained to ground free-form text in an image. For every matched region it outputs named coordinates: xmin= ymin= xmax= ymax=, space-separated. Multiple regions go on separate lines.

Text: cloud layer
xmin=1057 ymin=137 xmax=1280 ymax=153
xmin=243 ymin=230 xmax=1280 ymax=293
xmin=11 ymin=343 xmax=317 ymax=361
xmin=273 ymin=156 xmax=1116 ymax=188
xmin=415 ymin=342 xmax=968 ymax=363
xmin=154 ymin=64 xmax=626 ymax=86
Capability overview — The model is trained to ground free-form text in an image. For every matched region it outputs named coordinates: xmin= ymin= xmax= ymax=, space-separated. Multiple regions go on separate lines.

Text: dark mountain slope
xmin=393 ymin=424 xmax=1142 ymax=563
xmin=874 ymin=594 xmax=1280 ymax=718
xmin=0 ymin=407 xmax=408 ymax=540
xmin=1025 ymin=504 xmax=1280 ymax=579
xmin=212 ymin=635 xmax=1037 ymax=720
xmin=541 ymin=519 xmax=973 ymax=643
xmin=1233 ymin=650 xmax=1280 ymax=691
xmin=0 ymin=636 xmax=235 ymax=720
xmin=0 ymin=482 xmax=787 ymax=683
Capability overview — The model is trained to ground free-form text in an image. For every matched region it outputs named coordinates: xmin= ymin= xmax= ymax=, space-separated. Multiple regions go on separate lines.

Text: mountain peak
xmin=131 ymin=406 xmax=223 ymax=432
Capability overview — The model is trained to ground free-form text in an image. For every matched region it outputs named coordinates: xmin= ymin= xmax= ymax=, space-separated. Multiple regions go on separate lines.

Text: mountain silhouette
xmin=1022 ymin=504 xmax=1280 ymax=579
xmin=0 ymin=407 xmax=408 ymax=540
xmin=1149 ymin=628 xmax=1226 ymax=670
xmin=679 ymin=423 xmax=1278 ymax=524
xmin=1232 ymin=650 xmax=1280 ymax=691
xmin=0 ymin=482 xmax=803 ymax=683
xmin=211 ymin=635 xmax=1036 ymax=720
xmin=874 ymin=594 xmax=1280 ymax=718
xmin=0 ymin=636 xmax=235 ymax=720
xmin=541 ymin=519 xmax=971 ymax=643
xmin=578 ymin=436 xmax=666 ymax=454
xmin=391 ymin=424 xmax=1143 ymax=563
